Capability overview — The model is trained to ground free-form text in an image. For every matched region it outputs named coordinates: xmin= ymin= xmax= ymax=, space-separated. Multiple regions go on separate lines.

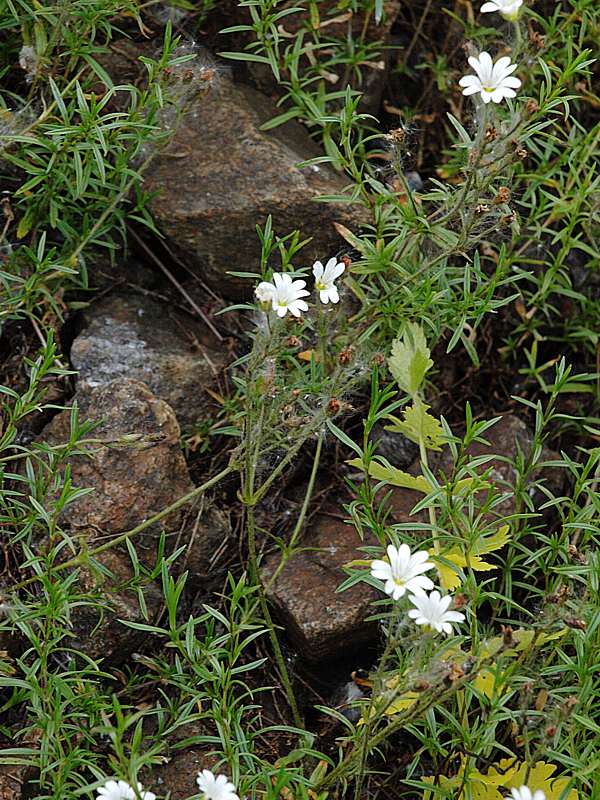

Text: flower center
xmin=483 ymin=86 xmax=495 ymax=93
xmin=316 ymin=279 xmax=327 ymax=290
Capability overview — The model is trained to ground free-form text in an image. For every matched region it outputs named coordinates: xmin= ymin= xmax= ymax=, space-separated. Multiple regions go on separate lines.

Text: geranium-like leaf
xmin=388 ymin=322 xmax=433 ymax=396
xmin=493 ymin=759 xmax=578 ymax=800
xmin=385 ymin=401 xmax=444 ymax=451
xmin=346 ymin=457 xmax=432 ymax=493
xmin=434 ymin=525 xmax=511 ymax=590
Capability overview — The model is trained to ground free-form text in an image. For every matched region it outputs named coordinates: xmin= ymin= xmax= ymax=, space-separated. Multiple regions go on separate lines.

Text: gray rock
xmin=146 ymin=77 xmax=366 ymax=299
xmin=70 ymin=294 xmax=227 ymax=431
xmin=370 ymin=421 xmax=419 ymax=470
xmin=262 ymin=515 xmax=378 ymax=661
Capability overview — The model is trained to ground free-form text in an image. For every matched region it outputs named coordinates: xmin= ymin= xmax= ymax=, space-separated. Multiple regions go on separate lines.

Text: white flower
xmin=408 ymin=590 xmax=465 ymax=635
xmin=254 ymin=272 xmax=309 ymax=318
xmin=370 ymin=543 xmax=435 ymax=600
xmin=312 ymin=257 xmax=345 ymax=304
xmin=506 ymin=787 xmax=546 ymax=800
xmin=197 ymin=769 xmax=239 ymax=800
xmin=481 ymin=0 xmax=523 ymax=21
xmin=459 ymin=52 xmax=521 ymax=104
xmin=96 ymin=779 xmax=156 ymax=800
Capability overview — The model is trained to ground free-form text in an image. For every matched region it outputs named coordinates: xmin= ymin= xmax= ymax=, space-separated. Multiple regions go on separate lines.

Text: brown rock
xmin=262 ymin=516 xmax=378 ymax=661
xmin=71 ymin=548 xmax=163 ymax=661
xmin=70 ymin=294 xmax=227 ymax=431
xmin=43 ymin=378 xmax=193 ymax=547
xmin=153 ymin=749 xmax=216 ymax=800
xmin=177 ymin=505 xmax=232 ymax=580
xmin=39 ymin=379 xmax=195 ymax=661
xmin=146 ymin=77 xmax=365 ymax=299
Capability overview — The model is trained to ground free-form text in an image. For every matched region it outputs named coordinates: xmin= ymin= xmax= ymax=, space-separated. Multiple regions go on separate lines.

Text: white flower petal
xmin=330 ymin=262 xmax=346 ymax=280
xmin=370 ymin=559 xmax=392 ymax=575
xmin=492 ymin=55 xmax=512 ymax=77
xmin=405 ymin=575 xmax=435 ymax=594
xmin=444 ymin=610 xmax=466 ymax=622
xmin=478 ymin=51 xmax=493 ymax=78
xmin=468 ymin=55 xmax=484 ymax=79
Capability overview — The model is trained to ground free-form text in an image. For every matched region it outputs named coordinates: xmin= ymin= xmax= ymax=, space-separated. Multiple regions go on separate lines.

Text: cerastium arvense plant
xmin=0 ymin=0 xmax=598 ymax=799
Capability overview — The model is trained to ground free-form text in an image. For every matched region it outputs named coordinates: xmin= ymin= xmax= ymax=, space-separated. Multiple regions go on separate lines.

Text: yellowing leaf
xmin=436 ymin=553 xmax=464 ymax=591
xmin=342 ymin=559 xmax=372 ymax=568
xmin=433 ymin=526 xmax=511 ymax=590
xmin=482 ymin=628 xmax=567 ymax=659
xmin=435 ymin=550 xmax=497 ymax=590
xmin=424 ymin=757 xmax=505 ymax=800
xmin=422 ymin=772 xmax=463 ymax=800
xmin=346 ymin=457 xmax=432 ymax=493
xmin=473 ymin=667 xmax=497 ymax=698
xmin=474 ymin=525 xmax=510 ymax=555
xmin=382 ymin=691 xmax=419 ymax=716
xmin=298 ymin=349 xmax=320 ymax=362
xmin=388 ymin=322 xmax=433 ymax=396
xmin=385 ymin=401 xmax=444 ymax=451
xmin=496 ymin=759 xmax=578 ymax=800
xmin=425 ymin=759 xmax=577 ymax=800
xmin=16 ymin=214 xmax=32 ymax=239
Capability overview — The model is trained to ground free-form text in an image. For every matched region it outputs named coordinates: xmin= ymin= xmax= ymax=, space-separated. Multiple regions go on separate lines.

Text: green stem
xmin=242 ymin=360 xmax=303 ymax=729
xmin=264 ymin=433 xmax=324 ymax=593
xmin=315 ymin=642 xmax=513 ymax=790
xmin=417 ymin=409 xmax=440 ymax=557
xmin=245 ymin=474 xmax=303 ymax=729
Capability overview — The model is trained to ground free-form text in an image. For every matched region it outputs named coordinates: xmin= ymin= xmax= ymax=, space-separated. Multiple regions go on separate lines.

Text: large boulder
xmin=261 ymin=516 xmax=378 ymax=662
xmin=146 ymin=76 xmax=365 ymax=299
xmin=70 ymin=294 xmax=227 ymax=432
